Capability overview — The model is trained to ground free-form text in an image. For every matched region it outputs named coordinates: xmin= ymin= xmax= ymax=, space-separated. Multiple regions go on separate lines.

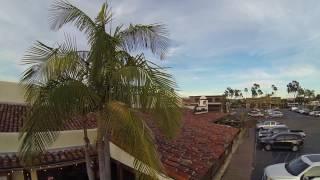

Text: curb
xmin=212 ymin=128 xmax=248 ymax=180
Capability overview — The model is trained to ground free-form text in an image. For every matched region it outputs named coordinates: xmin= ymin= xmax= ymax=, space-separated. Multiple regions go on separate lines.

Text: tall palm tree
xmin=244 ymin=88 xmax=248 ymax=99
xmin=271 ymin=84 xmax=277 ymax=96
xmin=19 ymin=1 xmax=181 ymax=180
xmin=287 ymin=80 xmax=300 ymax=102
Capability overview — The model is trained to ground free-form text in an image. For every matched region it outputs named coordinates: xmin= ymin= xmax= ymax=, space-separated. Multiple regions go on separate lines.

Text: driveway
xmin=251 ymin=109 xmax=320 ymax=180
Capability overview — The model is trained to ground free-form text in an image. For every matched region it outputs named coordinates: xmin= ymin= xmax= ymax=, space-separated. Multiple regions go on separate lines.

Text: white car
xmin=248 ymin=111 xmax=264 ymax=117
xmin=315 ymin=112 xmax=320 ymax=117
xmin=269 ymin=111 xmax=284 ymax=118
xmin=256 ymin=120 xmax=287 ymax=130
xmin=309 ymin=111 xmax=320 ymax=116
xmin=263 ymin=154 xmax=320 ymax=180
xmin=291 ymin=107 xmax=298 ymax=111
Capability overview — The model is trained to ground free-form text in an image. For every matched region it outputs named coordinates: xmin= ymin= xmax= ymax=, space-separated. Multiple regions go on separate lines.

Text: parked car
xmin=299 ymin=108 xmax=310 ymax=114
xmin=258 ymin=127 xmax=306 ymax=139
xmin=303 ymin=109 xmax=311 ymax=115
xmin=263 ymin=154 xmax=320 ymax=180
xmin=315 ymin=112 xmax=320 ymax=117
xmin=248 ymin=111 xmax=264 ymax=117
xmin=256 ymin=120 xmax=287 ymax=130
xmin=269 ymin=111 xmax=284 ymax=118
xmin=309 ymin=111 xmax=320 ymax=116
xmin=259 ymin=132 xmax=304 ymax=151
xmin=265 ymin=109 xmax=273 ymax=114
xmin=291 ymin=106 xmax=298 ymax=111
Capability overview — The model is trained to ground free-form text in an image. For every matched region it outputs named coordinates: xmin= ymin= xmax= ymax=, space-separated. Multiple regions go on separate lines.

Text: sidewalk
xmin=221 ymin=128 xmax=255 ymax=180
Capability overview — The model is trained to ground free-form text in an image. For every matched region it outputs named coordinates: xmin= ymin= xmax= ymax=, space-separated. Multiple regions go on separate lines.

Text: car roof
xmin=304 ymin=154 xmax=320 ymax=163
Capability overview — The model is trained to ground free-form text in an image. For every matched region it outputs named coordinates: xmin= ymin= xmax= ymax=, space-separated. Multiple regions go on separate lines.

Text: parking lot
xmin=251 ymin=109 xmax=320 ymax=180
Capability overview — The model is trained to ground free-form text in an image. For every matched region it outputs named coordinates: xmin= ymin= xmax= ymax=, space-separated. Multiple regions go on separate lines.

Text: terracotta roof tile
xmin=145 ymin=110 xmax=239 ymax=180
xmin=0 ymin=103 xmax=97 ymax=132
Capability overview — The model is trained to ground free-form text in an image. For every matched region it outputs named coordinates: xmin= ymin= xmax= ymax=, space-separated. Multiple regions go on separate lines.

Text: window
xmin=270 ymin=122 xmax=276 ymax=126
xmin=285 ymin=157 xmax=310 ymax=176
xmin=276 ymin=135 xmax=286 ymax=141
xmin=285 ymin=135 xmax=298 ymax=140
xmin=304 ymin=166 xmax=320 ymax=177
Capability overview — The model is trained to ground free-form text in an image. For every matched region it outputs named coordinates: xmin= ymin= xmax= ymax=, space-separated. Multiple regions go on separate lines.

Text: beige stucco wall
xmin=0 ymin=81 xmax=25 ymax=104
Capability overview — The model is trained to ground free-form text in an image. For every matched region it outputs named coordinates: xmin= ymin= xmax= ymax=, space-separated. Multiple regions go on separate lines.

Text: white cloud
xmin=1 ymin=0 xmax=320 ymax=97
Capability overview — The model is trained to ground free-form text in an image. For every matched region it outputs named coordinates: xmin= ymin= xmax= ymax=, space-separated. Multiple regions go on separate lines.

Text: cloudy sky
xmin=1 ymin=0 xmax=320 ymax=97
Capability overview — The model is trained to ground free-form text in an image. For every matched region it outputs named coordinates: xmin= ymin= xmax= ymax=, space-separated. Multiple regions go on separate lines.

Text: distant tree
xmin=300 ymin=89 xmax=315 ymax=103
xmin=251 ymin=83 xmax=263 ymax=98
xmin=244 ymin=88 xmax=249 ymax=98
xmin=271 ymin=84 xmax=278 ymax=96
xmin=305 ymin=89 xmax=315 ymax=99
xmin=287 ymin=80 xmax=301 ymax=101
xmin=234 ymin=89 xmax=243 ymax=99
xmin=298 ymin=88 xmax=305 ymax=98
xmin=224 ymin=87 xmax=235 ymax=99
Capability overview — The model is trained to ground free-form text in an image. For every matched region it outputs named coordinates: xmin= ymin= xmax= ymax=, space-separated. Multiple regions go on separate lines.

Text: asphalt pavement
xmin=251 ymin=109 xmax=320 ymax=180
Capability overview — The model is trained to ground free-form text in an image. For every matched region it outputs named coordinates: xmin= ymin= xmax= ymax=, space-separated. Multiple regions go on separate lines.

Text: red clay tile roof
xmin=146 ymin=110 xmax=239 ymax=180
xmin=0 ymin=103 xmax=238 ymax=179
xmin=0 ymin=103 xmax=96 ymax=132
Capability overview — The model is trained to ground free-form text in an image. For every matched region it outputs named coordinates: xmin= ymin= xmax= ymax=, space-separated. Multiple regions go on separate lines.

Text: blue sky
xmin=1 ymin=0 xmax=320 ymax=97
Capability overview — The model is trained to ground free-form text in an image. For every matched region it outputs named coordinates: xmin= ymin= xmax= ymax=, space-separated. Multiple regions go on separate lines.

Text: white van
xmin=263 ymin=154 xmax=320 ymax=180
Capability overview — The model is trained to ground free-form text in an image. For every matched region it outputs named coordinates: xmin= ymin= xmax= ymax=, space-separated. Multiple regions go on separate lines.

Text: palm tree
xmin=224 ymin=87 xmax=235 ymax=99
xmin=271 ymin=84 xmax=277 ymax=96
xmin=251 ymin=83 xmax=261 ymax=98
xmin=19 ymin=1 xmax=181 ymax=180
xmin=244 ymin=88 xmax=248 ymax=99
xmin=287 ymin=80 xmax=300 ymax=102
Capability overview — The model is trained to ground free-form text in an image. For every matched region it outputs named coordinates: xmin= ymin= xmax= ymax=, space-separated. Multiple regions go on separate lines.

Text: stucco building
xmin=0 ymin=82 xmax=238 ymax=180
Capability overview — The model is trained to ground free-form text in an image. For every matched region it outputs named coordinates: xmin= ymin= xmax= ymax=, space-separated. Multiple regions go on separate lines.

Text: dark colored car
xmin=258 ymin=127 xmax=289 ymax=139
xmin=259 ymin=133 xmax=304 ymax=152
xmin=258 ymin=127 xmax=306 ymax=139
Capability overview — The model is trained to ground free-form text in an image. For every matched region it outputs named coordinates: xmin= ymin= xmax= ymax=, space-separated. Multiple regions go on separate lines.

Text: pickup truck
xmin=256 ymin=120 xmax=287 ymax=130
xmin=258 ymin=127 xmax=306 ymax=139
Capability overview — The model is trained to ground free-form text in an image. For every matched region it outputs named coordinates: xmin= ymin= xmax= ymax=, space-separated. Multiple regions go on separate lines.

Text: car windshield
xmin=285 ymin=157 xmax=310 ymax=176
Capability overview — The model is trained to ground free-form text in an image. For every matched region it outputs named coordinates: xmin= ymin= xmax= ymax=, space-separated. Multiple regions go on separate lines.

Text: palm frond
xmin=21 ymin=36 xmax=86 ymax=85
xmin=111 ymin=53 xmax=182 ymax=138
xmin=95 ymin=3 xmax=112 ymax=26
xmin=49 ymin=0 xmax=96 ymax=38
xmin=19 ymin=79 xmax=99 ymax=163
xmin=103 ymin=101 xmax=162 ymax=179
xmin=119 ymin=24 xmax=170 ymax=59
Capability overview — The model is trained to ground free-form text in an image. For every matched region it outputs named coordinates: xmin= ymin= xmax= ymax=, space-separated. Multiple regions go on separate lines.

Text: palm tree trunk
xmin=97 ymin=137 xmax=107 ymax=180
xmin=104 ymin=133 xmax=112 ymax=180
xmin=83 ymin=128 xmax=95 ymax=180
xmin=83 ymin=118 xmax=95 ymax=180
